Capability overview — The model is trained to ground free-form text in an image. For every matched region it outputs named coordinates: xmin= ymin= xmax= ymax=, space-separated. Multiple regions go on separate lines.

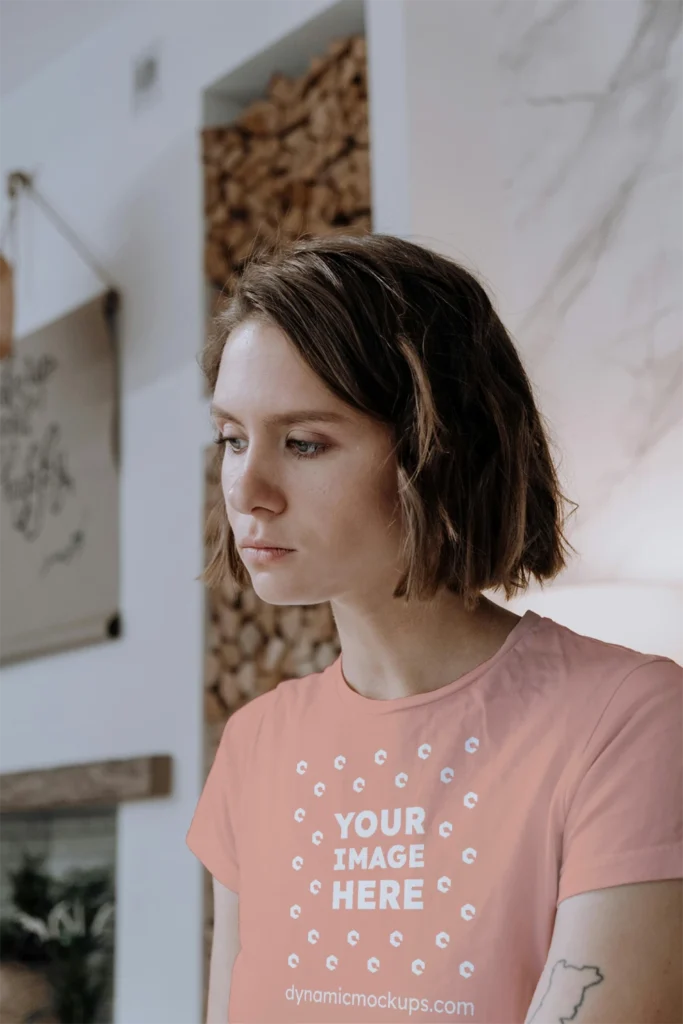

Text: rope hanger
xmin=0 ymin=171 xmax=119 ymax=358
xmin=1 ymin=171 xmax=116 ymax=292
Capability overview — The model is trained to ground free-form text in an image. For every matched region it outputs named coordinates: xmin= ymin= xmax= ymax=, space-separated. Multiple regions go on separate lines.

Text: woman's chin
xmin=249 ymin=577 xmax=318 ymax=607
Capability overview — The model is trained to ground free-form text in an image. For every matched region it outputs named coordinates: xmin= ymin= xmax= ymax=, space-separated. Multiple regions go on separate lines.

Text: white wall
xmin=0 ymin=4 xmax=344 ymax=1021
xmin=494 ymin=0 xmax=681 ymax=594
xmin=366 ymin=1 xmax=508 ymax=283
xmin=0 ymin=0 xmax=129 ymax=97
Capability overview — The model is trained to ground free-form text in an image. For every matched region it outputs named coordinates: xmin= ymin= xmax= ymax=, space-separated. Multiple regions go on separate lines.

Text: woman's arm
xmin=524 ymin=880 xmax=682 ymax=1023
xmin=206 ymin=876 xmax=240 ymax=1024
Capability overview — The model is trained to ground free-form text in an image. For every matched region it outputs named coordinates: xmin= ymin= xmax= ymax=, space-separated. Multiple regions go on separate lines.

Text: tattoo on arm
xmin=528 ymin=959 xmax=605 ymax=1023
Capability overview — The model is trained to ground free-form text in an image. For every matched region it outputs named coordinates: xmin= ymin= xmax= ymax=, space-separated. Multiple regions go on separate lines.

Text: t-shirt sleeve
xmin=557 ymin=656 xmax=683 ymax=907
xmin=186 ymin=712 xmax=242 ymax=893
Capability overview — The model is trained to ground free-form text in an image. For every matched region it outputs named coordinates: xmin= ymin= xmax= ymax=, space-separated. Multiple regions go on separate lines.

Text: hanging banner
xmin=0 ymin=254 xmax=13 ymax=359
xmin=0 ymin=290 xmax=121 ymax=664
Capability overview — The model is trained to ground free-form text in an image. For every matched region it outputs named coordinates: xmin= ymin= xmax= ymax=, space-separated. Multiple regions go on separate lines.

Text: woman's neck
xmin=330 ymin=589 xmax=522 ymax=702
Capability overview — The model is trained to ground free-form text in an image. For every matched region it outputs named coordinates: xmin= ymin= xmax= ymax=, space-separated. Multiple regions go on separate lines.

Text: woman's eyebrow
xmin=209 ymin=403 xmax=350 ymax=427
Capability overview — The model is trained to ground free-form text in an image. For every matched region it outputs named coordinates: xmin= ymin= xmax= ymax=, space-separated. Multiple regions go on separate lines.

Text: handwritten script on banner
xmin=0 ymin=291 xmax=120 ymax=664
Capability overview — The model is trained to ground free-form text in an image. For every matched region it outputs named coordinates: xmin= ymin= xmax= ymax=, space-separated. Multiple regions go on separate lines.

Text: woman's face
xmin=211 ymin=318 xmax=404 ymax=607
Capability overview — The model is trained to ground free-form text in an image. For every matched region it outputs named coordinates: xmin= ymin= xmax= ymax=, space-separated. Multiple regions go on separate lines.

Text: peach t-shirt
xmin=186 ymin=610 xmax=683 ymax=1023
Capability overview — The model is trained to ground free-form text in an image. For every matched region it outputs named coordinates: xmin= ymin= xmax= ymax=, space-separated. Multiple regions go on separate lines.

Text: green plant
xmin=0 ymin=852 xmax=115 ymax=1023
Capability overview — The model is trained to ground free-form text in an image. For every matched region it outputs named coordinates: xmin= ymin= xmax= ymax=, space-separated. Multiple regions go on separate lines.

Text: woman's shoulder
xmin=226 ymin=663 xmax=334 ymax=734
xmin=521 ymin=611 xmax=681 ymax=712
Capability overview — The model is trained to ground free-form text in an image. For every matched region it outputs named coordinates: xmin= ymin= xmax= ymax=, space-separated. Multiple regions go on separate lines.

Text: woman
xmin=187 ymin=234 xmax=682 ymax=1024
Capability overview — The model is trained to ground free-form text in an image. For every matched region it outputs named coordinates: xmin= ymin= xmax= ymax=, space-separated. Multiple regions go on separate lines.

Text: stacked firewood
xmin=202 ymin=33 xmax=371 ymax=291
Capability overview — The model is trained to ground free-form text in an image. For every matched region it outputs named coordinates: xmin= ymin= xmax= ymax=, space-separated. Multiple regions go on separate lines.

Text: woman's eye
xmin=212 ymin=434 xmax=238 ymax=449
xmin=289 ymin=440 xmax=328 ymax=459
xmin=213 ymin=435 xmax=244 ymax=451
xmin=213 ymin=437 xmax=328 ymax=460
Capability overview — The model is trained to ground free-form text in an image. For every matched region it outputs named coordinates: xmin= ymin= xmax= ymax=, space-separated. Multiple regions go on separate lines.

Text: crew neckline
xmin=328 ymin=609 xmax=543 ymax=715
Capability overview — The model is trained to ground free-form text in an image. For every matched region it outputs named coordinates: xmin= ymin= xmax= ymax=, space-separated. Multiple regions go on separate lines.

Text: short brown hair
xmin=200 ymin=233 xmax=577 ymax=611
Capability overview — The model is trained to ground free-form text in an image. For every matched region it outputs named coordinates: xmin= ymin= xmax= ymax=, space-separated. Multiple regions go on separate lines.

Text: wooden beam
xmin=0 ymin=754 xmax=172 ymax=813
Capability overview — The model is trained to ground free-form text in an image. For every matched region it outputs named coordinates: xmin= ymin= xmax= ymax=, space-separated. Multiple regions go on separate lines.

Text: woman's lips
xmin=242 ymin=547 xmax=294 ymax=563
